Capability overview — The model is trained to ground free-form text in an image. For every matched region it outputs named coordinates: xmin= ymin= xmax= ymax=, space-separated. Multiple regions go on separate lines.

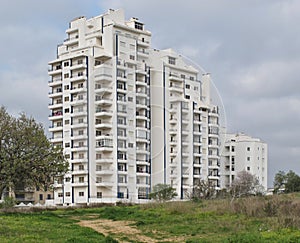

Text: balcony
xmin=169 ymin=83 xmax=183 ymax=93
xmin=137 ymin=39 xmax=150 ymax=47
xmin=94 ymin=73 xmax=112 ymax=82
xmin=136 ymin=79 xmax=148 ymax=86
xmin=48 ymin=78 xmax=62 ymax=87
xmin=48 ymin=67 xmax=62 ymax=76
xmin=72 ymin=181 xmax=89 ymax=187
xmin=70 ymin=99 xmax=87 ymax=106
xmin=95 ymin=98 xmax=113 ymax=106
xmin=64 ymin=36 xmax=79 ymax=46
xmin=50 ymin=136 xmax=63 ymax=143
xmin=95 ymin=109 xmax=113 ymax=118
xmin=49 ymin=111 xmax=63 ymax=121
xmin=95 ymin=158 xmax=114 ymax=164
xmin=70 ymin=86 xmax=87 ymax=94
xmin=70 ymin=75 xmax=87 ymax=83
xmin=48 ymin=102 xmax=63 ymax=110
xmin=71 ymin=146 xmax=88 ymax=152
xmin=169 ymin=74 xmax=183 ymax=82
xmin=96 ymin=181 xmax=114 ymax=187
xmin=95 ymin=121 xmax=112 ymax=129
xmin=48 ymin=90 xmax=63 ymax=98
xmin=49 ymin=125 xmax=63 ymax=132
xmin=96 ymin=169 xmax=114 ymax=175
xmin=70 ymin=62 xmax=87 ymax=71
xmin=71 ymin=123 xmax=88 ymax=129
xmin=72 ymin=170 xmax=88 ymax=176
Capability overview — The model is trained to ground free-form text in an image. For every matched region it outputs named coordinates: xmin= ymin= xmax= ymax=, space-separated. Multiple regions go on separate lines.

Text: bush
xmin=0 ymin=197 xmax=16 ymax=209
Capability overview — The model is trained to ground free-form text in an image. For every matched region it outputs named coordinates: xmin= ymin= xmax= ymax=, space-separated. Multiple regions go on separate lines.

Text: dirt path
xmin=78 ymin=218 xmax=184 ymax=243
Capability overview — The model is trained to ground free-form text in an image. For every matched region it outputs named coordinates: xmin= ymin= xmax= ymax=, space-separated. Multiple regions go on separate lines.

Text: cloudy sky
xmin=1 ymin=0 xmax=300 ymax=186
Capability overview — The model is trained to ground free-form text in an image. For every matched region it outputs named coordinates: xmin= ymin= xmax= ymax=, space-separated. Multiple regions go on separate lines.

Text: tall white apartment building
xmin=48 ymin=9 xmax=221 ymax=205
xmin=220 ymin=133 xmax=268 ymax=190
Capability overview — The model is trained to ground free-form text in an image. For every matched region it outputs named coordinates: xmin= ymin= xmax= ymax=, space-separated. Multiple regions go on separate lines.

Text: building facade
xmin=48 ymin=9 xmax=221 ymax=205
xmin=220 ymin=133 xmax=268 ymax=190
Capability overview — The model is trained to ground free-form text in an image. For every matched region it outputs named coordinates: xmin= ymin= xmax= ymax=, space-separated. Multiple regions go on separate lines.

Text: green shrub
xmin=1 ymin=197 xmax=16 ymax=209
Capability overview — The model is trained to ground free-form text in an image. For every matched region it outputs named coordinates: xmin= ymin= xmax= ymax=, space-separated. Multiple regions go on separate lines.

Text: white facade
xmin=48 ymin=9 xmax=221 ymax=205
xmin=220 ymin=133 xmax=268 ymax=190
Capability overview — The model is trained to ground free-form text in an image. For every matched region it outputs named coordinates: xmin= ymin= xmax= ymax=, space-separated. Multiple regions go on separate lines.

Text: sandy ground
xmin=77 ymin=218 xmax=184 ymax=243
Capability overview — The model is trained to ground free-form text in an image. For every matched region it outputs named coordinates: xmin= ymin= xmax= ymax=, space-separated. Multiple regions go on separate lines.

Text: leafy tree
xmin=189 ymin=179 xmax=216 ymax=201
xmin=273 ymin=170 xmax=286 ymax=193
xmin=273 ymin=170 xmax=300 ymax=193
xmin=285 ymin=170 xmax=300 ymax=193
xmin=149 ymin=184 xmax=177 ymax=202
xmin=0 ymin=107 xmax=68 ymax=198
xmin=230 ymin=171 xmax=262 ymax=200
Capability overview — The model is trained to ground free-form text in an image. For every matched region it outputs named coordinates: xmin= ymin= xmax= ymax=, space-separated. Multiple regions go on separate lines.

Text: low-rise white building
xmin=220 ymin=133 xmax=268 ymax=190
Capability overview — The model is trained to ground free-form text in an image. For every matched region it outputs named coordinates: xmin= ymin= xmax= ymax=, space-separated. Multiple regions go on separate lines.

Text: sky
xmin=1 ymin=0 xmax=300 ymax=187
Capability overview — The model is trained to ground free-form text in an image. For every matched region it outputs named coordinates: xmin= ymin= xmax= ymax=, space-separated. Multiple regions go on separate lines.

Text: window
xmin=130 ymin=55 xmax=135 ymax=60
xmin=78 ymin=71 xmax=83 ymax=77
xmin=190 ymin=76 xmax=194 ymax=81
xmin=79 ymin=177 xmax=84 ymax=183
xmin=65 ymin=177 xmax=71 ymax=182
xmin=79 ymin=191 xmax=84 ymax=197
xmin=78 ymin=130 xmax=84 ymax=135
xmin=65 ymin=108 xmax=69 ymax=113
xmin=58 ymin=192 xmax=63 ymax=197
xmin=128 ymin=97 xmax=133 ymax=102
xmin=135 ymin=22 xmax=143 ymax=30
xmin=168 ymin=57 xmax=176 ymax=65
xmin=185 ymin=84 xmax=190 ymax=89
xmin=247 ymin=157 xmax=250 ymax=161
xmin=64 ymin=120 xmax=70 ymax=125
xmin=77 ymin=59 xmax=83 ymax=65
xmin=194 ymin=86 xmax=198 ymax=91
xmin=79 ymin=141 xmax=84 ymax=147
xmin=65 ymin=192 xmax=70 ymax=197
xmin=65 ymin=154 xmax=70 ymax=159
xmin=96 ymin=177 xmax=102 ymax=183
xmin=64 ymin=73 xmax=69 ymax=79
xmin=96 ymin=165 xmax=102 ymax=171
xmin=231 ymin=146 xmax=235 ymax=152
xmin=97 ymin=192 xmax=102 ymax=198
xmin=247 ymin=166 xmax=250 ymax=171
xmin=79 ymin=165 xmax=84 ymax=170
xmin=65 ymin=142 xmax=70 ymax=148
xmin=78 ymin=118 xmax=84 ymax=123
xmin=64 ymin=62 xmax=69 ymax=67
xmin=185 ymin=95 xmax=190 ymax=100
xmin=96 ymin=154 xmax=101 ymax=160
xmin=128 ymin=143 xmax=134 ymax=148
xmin=64 ymin=85 xmax=69 ymax=90
xmin=79 ymin=153 xmax=84 ymax=159
xmin=181 ymin=74 xmax=185 ymax=79
xmin=39 ymin=194 xmax=43 ymax=200
xmin=247 ymin=147 xmax=250 ymax=151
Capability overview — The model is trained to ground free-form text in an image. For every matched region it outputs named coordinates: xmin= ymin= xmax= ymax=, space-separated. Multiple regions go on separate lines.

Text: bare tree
xmin=230 ymin=171 xmax=263 ymax=203
xmin=189 ymin=179 xmax=216 ymax=201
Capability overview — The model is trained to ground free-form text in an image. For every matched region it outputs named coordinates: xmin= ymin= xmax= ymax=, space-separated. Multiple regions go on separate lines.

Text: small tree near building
xmin=149 ymin=184 xmax=177 ymax=202
xmin=230 ymin=171 xmax=263 ymax=201
xmin=189 ymin=179 xmax=216 ymax=201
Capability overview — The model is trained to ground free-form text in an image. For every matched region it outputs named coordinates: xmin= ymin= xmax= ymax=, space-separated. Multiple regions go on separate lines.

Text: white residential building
xmin=48 ymin=9 xmax=221 ymax=205
xmin=220 ymin=133 xmax=268 ymax=190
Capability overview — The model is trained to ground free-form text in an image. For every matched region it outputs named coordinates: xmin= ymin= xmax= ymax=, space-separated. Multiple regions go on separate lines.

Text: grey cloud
xmin=1 ymin=0 xmax=300 ymax=186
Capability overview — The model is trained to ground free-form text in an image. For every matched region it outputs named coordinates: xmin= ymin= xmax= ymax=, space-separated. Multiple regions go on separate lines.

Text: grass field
xmin=1 ymin=194 xmax=300 ymax=242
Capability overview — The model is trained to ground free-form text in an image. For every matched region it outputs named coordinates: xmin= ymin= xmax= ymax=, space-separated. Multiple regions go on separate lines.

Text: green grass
xmin=1 ymin=195 xmax=300 ymax=242
xmin=0 ymin=211 xmax=108 ymax=242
